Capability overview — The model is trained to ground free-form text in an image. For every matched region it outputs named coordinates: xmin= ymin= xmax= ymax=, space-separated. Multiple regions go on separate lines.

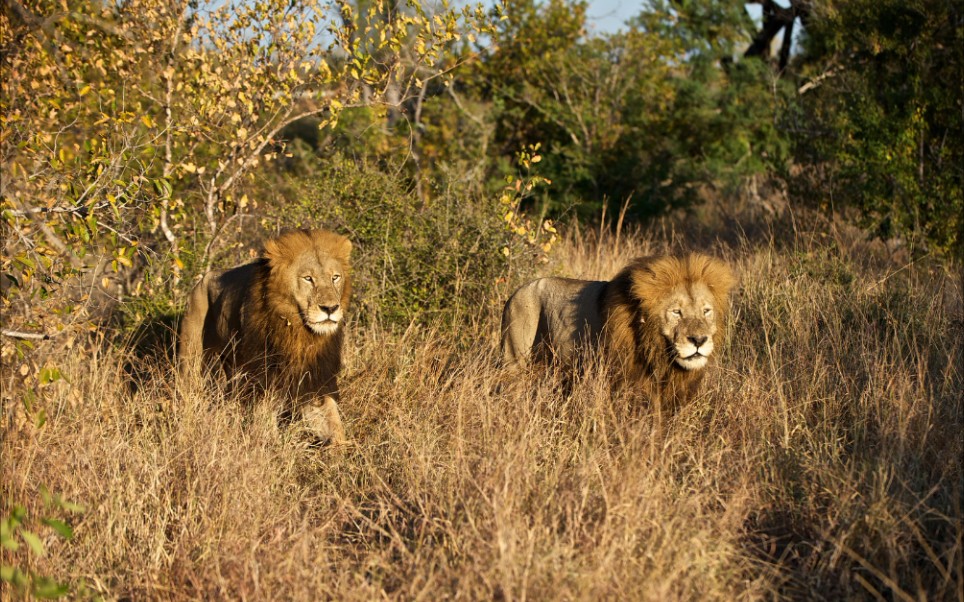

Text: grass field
xmin=2 ymin=211 xmax=961 ymax=600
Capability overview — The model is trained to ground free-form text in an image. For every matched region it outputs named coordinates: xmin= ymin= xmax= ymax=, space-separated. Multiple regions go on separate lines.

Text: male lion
xmin=178 ymin=229 xmax=352 ymax=444
xmin=501 ymin=254 xmax=737 ymax=409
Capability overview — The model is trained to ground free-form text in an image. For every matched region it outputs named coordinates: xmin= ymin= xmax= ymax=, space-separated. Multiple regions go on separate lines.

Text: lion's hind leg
xmin=500 ymin=279 xmax=548 ymax=372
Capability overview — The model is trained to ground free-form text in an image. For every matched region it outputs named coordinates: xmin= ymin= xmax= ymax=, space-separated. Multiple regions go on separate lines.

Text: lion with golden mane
xmin=501 ymin=253 xmax=737 ymax=408
xmin=178 ymin=229 xmax=352 ymax=444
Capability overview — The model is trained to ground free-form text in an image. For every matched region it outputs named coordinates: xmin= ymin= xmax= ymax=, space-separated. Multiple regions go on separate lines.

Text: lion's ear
xmin=326 ymin=234 xmax=351 ymax=263
xmin=703 ymin=257 xmax=738 ymax=297
xmin=263 ymin=238 xmax=280 ymax=261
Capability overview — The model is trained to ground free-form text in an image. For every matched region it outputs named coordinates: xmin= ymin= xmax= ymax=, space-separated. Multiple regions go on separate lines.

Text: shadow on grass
xmin=120 ymin=311 xmax=180 ymax=393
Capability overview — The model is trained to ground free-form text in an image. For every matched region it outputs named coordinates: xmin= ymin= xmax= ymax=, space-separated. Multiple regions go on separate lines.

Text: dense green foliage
xmin=260 ymin=153 xmax=554 ymax=328
xmin=447 ymin=0 xmax=793 ymax=217
xmin=1 ymin=0 xmax=961 ymax=333
xmin=790 ymin=0 xmax=963 ymax=255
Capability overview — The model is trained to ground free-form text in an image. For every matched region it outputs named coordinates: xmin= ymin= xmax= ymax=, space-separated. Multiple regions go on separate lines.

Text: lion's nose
xmin=319 ymin=304 xmax=340 ymax=315
xmin=688 ymin=335 xmax=707 ymax=348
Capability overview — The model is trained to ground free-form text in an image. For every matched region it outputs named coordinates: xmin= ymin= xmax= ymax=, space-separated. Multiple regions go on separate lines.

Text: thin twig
xmin=1 ymin=329 xmax=51 ymax=341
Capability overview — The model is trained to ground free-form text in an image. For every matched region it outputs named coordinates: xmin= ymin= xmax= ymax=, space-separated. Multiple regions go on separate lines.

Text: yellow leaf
xmin=141 ymin=115 xmax=155 ymax=128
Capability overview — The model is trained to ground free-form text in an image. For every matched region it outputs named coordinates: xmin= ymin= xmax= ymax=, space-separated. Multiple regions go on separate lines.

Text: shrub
xmin=790 ymin=0 xmax=963 ymax=257
xmin=260 ymin=154 xmax=557 ymax=330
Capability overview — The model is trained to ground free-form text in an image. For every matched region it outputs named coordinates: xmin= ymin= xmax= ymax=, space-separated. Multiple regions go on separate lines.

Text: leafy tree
xmin=457 ymin=0 xmax=791 ymax=217
xmin=790 ymin=0 xmax=963 ymax=257
xmin=0 ymin=0 xmax=488 ymax=339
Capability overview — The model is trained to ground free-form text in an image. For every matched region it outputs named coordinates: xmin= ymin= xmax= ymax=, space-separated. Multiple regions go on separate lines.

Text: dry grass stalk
xmin=2 ymin=219 xmax=961 ymax=600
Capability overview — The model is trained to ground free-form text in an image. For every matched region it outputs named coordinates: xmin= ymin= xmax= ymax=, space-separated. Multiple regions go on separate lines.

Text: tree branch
xmin=1 ymin=329 xmax=51 ymax=341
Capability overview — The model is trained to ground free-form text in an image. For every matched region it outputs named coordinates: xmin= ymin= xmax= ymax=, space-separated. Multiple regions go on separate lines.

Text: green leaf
xmin=32 ymin=576 xmax=70 ymax=599
xmin=11 ymin=506 xmax=26 ymax=524
xmin=1 ymin=519 xmax=20 ymax=551
xmin=41 ymin=518 xmax=73 ymax=540
xmin=1 ymin=564 xmax=29 ymax=587
xmin=39 ymin=367 xmax=63 ymax=386
xmin=60 ymin=500 xmax=86 ymax=514
xmin=40 ymin=484 xmax=52 ymax=507
xmin=19 ymin=529 xmax=44 ymax=556
xmin=42 ymin=489 xmax=85 ymax=514
xmin=152 ymin=178 xmax=173 ymax=198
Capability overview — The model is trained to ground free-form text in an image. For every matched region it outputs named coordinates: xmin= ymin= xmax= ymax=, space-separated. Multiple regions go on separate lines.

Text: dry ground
xmin=2 ymin=214 xmax=962 ymax=600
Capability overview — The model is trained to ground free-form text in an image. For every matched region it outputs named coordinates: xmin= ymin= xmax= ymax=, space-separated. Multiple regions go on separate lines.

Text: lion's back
xmin=501 ymin=277 xmax=606 ymax=369
xmin=178 ymin=261 xmax=265 ymax=378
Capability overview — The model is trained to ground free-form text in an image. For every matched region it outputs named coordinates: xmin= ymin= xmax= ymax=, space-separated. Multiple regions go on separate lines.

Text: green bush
xmin=451 ymin=0 xmax=792 ymax=218
xmin=263 ymin=155 xmax=555 ymax=331
xmin=790 ymin=0 xmax=963 ymax=257
xmin=1 ymin=487 xmax=86 ymax=599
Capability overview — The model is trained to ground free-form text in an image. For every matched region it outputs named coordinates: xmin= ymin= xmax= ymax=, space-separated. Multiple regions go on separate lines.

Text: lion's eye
xmin=671 ymin=309 xmax=683 ymax=317
xmin=332 ymin=274 xmax=341 ymax=283
xmin=302 ymin=275 xmax=314 ymax=284
xmin=703 ymin=307 xmax=713 ymax=316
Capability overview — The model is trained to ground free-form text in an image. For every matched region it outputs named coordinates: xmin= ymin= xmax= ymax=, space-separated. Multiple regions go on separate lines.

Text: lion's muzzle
xmin=305 ymin=304 xmax=343 ymax=335
xmin=674 ymin=334 xmax=714 ymax=370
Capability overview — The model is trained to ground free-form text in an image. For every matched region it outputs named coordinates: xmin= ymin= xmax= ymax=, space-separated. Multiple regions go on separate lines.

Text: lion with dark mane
xmin=501 ymin=254 xmax=737 ymax=409
xmin=178 ymin=229 xmax=352 ymax=444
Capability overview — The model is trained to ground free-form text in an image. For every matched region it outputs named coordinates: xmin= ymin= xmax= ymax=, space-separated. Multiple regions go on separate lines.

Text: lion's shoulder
xmin=201 ymin=260 xmax=266 ymax=300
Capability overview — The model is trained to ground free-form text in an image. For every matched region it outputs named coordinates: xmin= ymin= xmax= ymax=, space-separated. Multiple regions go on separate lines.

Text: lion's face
xmin=289 ymin=252 xmax=348 ymax=335
xmin=652 ymin=281 xmax=719 ymax=371
xmin=264 ymin=229 xmax=352 ymax=337
xmin=625 ymin=254 xmax=736 ymax=374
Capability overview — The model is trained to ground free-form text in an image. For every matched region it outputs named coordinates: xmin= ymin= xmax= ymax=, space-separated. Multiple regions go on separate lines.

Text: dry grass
xmin=2 ymin=214 xmax=961 ymax=600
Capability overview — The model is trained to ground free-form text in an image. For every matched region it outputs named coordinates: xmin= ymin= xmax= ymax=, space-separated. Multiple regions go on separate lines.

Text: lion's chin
xmin=306 ymin=320 xmax=340 ymax=336
xmin=675 ymin=354 xmax=708 ymax=371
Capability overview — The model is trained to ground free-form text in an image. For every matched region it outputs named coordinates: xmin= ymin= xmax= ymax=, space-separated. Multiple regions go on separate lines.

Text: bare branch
xmin=798 ymin=65 xmax=839 ymax=94
xmin=1 ymin=329 xmax=51 ymax=341
xmin=4 ymin=204 xmax=102 ymax=217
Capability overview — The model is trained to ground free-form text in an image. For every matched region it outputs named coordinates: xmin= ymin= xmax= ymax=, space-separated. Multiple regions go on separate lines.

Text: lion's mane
xmin=600 ymin=254 xmax=737 ymax=406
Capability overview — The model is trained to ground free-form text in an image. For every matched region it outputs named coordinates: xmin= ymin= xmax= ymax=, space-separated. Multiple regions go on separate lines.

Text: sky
xmin=582 ymin=1 xmax=766 ymax=35
xmin=583 ymin=0 xmax=641 ymax=34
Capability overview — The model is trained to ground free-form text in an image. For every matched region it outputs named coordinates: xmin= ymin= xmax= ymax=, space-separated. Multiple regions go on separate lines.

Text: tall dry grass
xmin=2 ymin=213 xmax=961 ymax=600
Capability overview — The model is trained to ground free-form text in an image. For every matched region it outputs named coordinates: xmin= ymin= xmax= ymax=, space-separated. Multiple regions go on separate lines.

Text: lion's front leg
xmin=299 ymin=395 xmax=347 ymax=446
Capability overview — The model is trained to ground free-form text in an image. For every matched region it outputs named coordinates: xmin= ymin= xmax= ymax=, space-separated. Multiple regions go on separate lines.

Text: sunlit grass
xmin=2 ymin=216 xmax=960 ymax=600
